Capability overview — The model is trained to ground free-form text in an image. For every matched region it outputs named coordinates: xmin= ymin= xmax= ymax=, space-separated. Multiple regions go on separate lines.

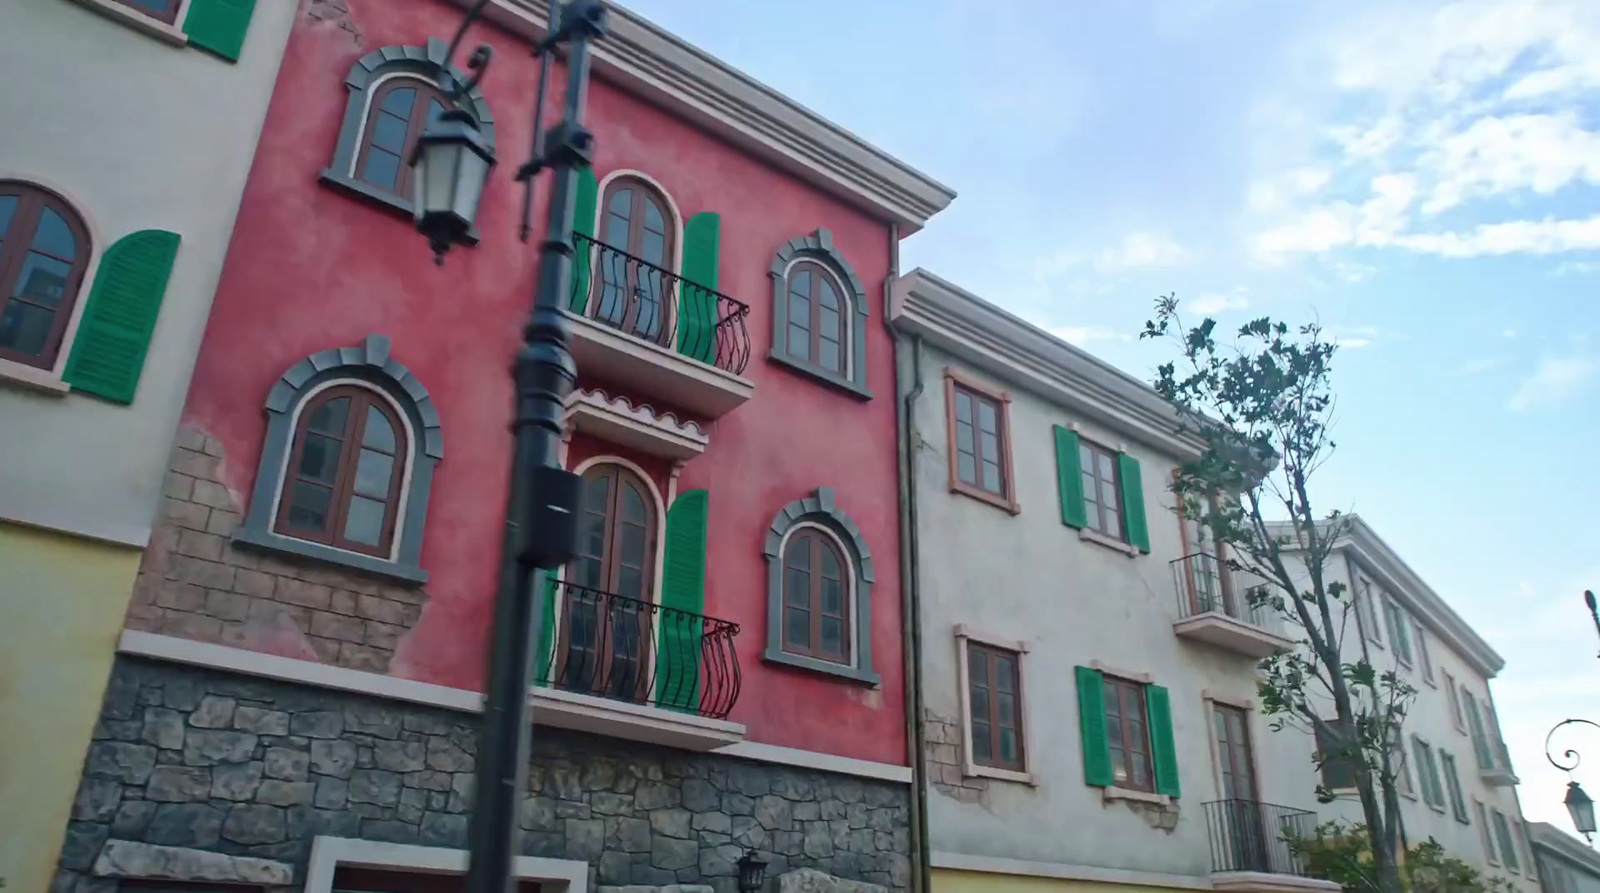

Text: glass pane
xmin=297 ymin=433 xmax=342 ymax=483
xmin=618 ymin=565 xmax=643 ymax=599
xmin=1132 ymin=756 xmax=1149 ymax=788
xmin=1100 ymin=478 xmax=1119 ymax=506
xmin=1098 ymin=451 xmax=1115 ymax=478
xmin=998 ymin=691 xmax=1015 ymax=725
xmin=1079 ymin=444 xmax=1094 ymax=474
xmin=621 ymin=483 xmax=646 ymax=524
xmin=14 ymin=253 xmax=72 ymax=306
xmin=970 ymin=685 xmax=989 ymax=719
xmin=820 ymin=541 xmax=841 ymax=578
xmin=353 ymin=448 xmax=393 ymax=498
xmin=361 ymin=148 xmax=401 ymax=191
xmin=820 ymin=278 xmax=840 ymax=311
xmin=787 ymin=324 xmax=809 ymax=357
xmin=956 ymin=420 xmax=975 ymax=454
xmin=604 ymin=210 xmax=631 ymax=250
xmin=620 ymin=521 xmax=646 ymax=568
xmin=785 ymin=568 xmax=810 ymax=606
xmin=370 ymin=110 xmax=409 ymax=154
xmin=361 ymin=406 xmax=396 ymax=451
xmin=1104 ymin=507 xmax=1120 ymax=536
xmin=287 ymin=481 xmax=333 ymax=531
xmin=789 ymin=271 xmax=811 ymax=302
xmin=980 ymin=431 xmax=1000 ymax=461
xmin=971 ymin=721 xmax=991 ymax=760
xmin=784 ymin=607 xmax=810 ymax=648
xmin=1081 ymin=471 xmax=1098 ymax=506
xmin=821 ymin=617 xmax=843 ymax=656
xmin=1102 ymin=681 xmax=1121 ymax=720
xmin=819 ymin=305 xmax=840 ymax=339
xmin=969 ymin=648 xmax=987 ymax=684
xmin=343 ymin=495 xmax=386 ymax=546
xmin=639 ymin=228 xmax=666 ymax=267
xmin=982 ymin=460 xmax=1001 ymax=494
xmin=957 ymin=453 xmax=976 ymax=485
xmin=821 ymin=577 xmax=843 ymax=614
xmin=0 ymin=194 xmax=17 ymax=234
xmin=999 ymin=727 xmax=1016 ymax=762
xmin=644 ymin=199 xmax=664 ymax=234
xmin=574 ymin=555 xmax=603 ymax=589
xmin=379 ymin=86 xmax=417 ymax=118
xmin=0 ymin=299 xmax=54 ymax=356
xmin=789 ymin=288 xmax=811 ymax=324
xmin=786 ymin=535 xmax=813 ymax=571
xmin=996 ymin=657 xmax=1014 ymax=694
xmin=977 ymin=400 xmax=997 ymax=434
xmin=955 ymin=391 xmax=973 ymax=423
xmin=31 ymin=208 xmax=75 ymax=259
xmin=818 ymin=338 xmax=839 ymax=371
xmin=609 ymin=188 xmax=632 ymax=216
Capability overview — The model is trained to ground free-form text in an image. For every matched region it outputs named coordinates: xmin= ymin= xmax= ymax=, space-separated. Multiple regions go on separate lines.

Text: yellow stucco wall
xmin=933 ymin=868 xmax=1204 ymax=893
xmin=0 ymin=522 xmax=140 ymax=893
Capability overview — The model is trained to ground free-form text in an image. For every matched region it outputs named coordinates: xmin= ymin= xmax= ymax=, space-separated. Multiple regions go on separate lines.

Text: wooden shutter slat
xmin=183 ymin=0 xmax=256 ymax=62
xmin=63 ymin=230 xmax=179 ymax=404
xmin=1075 ymin=666 xmax=1113 ymax=786
xmin=678 ymin=212 xmax=720 ymax=364
xmin=569 ymin=166 xmax=599 ymax=313
xmin=1117 ymin=451 xmax=1150 ymax=553
xmin=1146 ymin=683 xmax=1181 ymax=798
xmin=1055 ymin=426 xmax=1087 ymax=529
xmin=657 ymin=489 xmax=709 ymax=712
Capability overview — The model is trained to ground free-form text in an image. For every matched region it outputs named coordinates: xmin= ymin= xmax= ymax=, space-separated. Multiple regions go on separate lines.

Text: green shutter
xmin=183 ymin=0 xmax=256 ymax=62
xmin=1054 ymin=426 xmax=1088 ymax=529
xmin=657 ymin=489 xmax=709 ymax=712
xmin=63 ymin=230 xmax=179 ymax=404
xmin=677 ymin=212 xmax=720 ymax=364
xmin=1117 ymin=452 xmax=1151 ymax=553
xmin=1146 ymin=684 xmax=1181 ymax=798
xmin=568 ymin=166 xmax=599 ymax=313
xmin=534 ymin=573 xmax=558 ymax=687
xmin=1075 ymin=666 xmax=1113 ymax=787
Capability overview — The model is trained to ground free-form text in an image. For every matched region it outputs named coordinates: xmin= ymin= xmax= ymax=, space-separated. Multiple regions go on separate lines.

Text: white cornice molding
xmin=929 ymin=851 xmax=1212 ymax=890
xmin=473 ymin=0 xmax=955 ymax=232
xmin=564 ymin=387 xmax=709 ymax=460
xmin=891 ymin=269 xmax=1206 ymax=459
xmin=1531 ymin=822 xmax=1600 ymax=875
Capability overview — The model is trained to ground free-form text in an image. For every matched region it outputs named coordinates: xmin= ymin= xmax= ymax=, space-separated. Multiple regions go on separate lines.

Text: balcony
xmin=1206 ymin=800 xmax=1339 ymax=893
xmin=530 ymin=579 xmax=745 ymax=751
xmin=563 ymin=232 xmax=755 ymax=419
xmin=1474 ymin=737 xmax=1521 ymax=786
xmin=1171 ymin=553 xmax=1294 ymax=659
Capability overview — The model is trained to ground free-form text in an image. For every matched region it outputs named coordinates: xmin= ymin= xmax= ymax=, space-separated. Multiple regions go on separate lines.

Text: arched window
xmin=783 ymin=260 xmax=848 ymax=375
xmin=762 ymin=487 xmax=880 ymax=684
xmin=0 ymin=182 xmax=89 ymax=369
xmin=559 ymin=462 xmax=658 ymax=701
xmin=767 ymin=229 xmax=872 ymax=398
xmin=781 ymin=526 xmax=851 ymax=663
xmin=355 ymin=78 xmax=448 ymax=198
xmin=275 ymin=384 xmax=408 ymax=556
xmin=594 ymin=176 xmax=674 ymax=344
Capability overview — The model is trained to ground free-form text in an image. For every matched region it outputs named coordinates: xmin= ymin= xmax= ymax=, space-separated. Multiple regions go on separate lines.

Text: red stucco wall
xmin=181 ymin=0 xmax=906 ymax=765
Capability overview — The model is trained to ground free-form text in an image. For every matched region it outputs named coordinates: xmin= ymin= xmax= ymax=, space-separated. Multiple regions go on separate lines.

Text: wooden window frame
xmin=274 ymin=385 xmax=408 ymax=558
xmin=0 ymin=182 xmax=91 ymax=370
xmin=568 ymin=462 xmax=658 ymax=598
xmin=955 ymin=626 xmax=1033 ymax=784
xmin=779 ymin=525 xmax=853 ymax=666
xmin=1103 ymin=674 xmax=1156 ymax=793
xmin=354 ymin=78 xmax=450 ymax=200
xmin=943 ymin=368 xmax=1018 ymax=514
xmin=1078 ymin=436 xmax=1127 ymax=542
xmin=1175 ymin=482 xmax=1235 ymax=614
xmin=782 ymin=259 xmax=850 ymax=376
xmin=1210 ymin=701 xmax=1262 ymax=802
xmin=590 ymin=175 xmax=677 ymax=346
xmin=108 ymin=0 xmax=183 ymax=25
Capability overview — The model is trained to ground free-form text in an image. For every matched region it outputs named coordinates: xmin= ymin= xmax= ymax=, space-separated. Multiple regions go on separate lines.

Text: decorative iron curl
xmin=1546 ymin=717 xmax=1600 ymax=773
xmin=440 ymin=0 xmax=494 ymax=101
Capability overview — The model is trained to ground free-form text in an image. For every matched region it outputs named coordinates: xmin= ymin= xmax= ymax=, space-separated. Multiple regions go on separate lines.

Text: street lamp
xmin=1586 ymin=590 xmax=1599 ymax=659
xmin=1567 ymin=781 xmax=1596 ymax=842
xmin=410 ymin=2 xmax=607 ymax=893
xmin=736 ymin=850 xmax=770 ymax=893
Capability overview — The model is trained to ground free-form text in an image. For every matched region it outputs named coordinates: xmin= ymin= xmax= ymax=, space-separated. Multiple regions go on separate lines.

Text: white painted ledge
xmin=714 ymin=741 xmax=912 ymax=784
xmin=531 ymin=684 xmax=744 ymax=751
xmin=68 ymin=0 xmax=189 ymax=46
xmin=562 ymin=309 xmax=755 ymax=419
xmin=1212 ymin=871 xmax=1343 ymax=893
xmin=0 ymin=357 xmax=71 ymax=395
xmin=305 ymin=836 xmax=587 ymax=893
xmin=930 ymin=851 xmax=1212 ymax=890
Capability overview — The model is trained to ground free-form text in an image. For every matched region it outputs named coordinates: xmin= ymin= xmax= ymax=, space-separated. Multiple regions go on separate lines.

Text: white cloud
xmin=1325 ymin=325 xmax=1383 ymax=350
xmin=1048 ymin=326 xmax=1130 ymax=347
xmin=1252 ymin=174 xmax=1419 ymax=262
xmin=1422 ymin=112 xmax=1600 ymax=214
xmin=1095 ymin=232 xmax=1192 ymax=271
xmin=1552 ymin=259 xmax=1600 ymax=275
xmin=1453 ymin=356 xmax=1505 ymax=376
xmin=1394 ymin=213 xmax=1600 ymax=257
xmin=1190 ymin=290 xmax=1250 ymax=315
xmin=1506 ymin=354 xmax=1598 ymax=411
xmin=1328 ymin=259 xmax=1377 ymax=283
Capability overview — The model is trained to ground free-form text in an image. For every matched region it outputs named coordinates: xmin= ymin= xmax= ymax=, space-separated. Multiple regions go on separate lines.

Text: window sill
xmin=233 ymin=525 xmax=428 ymax=585
xmin=1401 ymin=790 xmax=1418 ymax=801
xmin=69 ymin=0 xmax=188 ymax=46
xmin=762 ymin=646 xmax=880 ymax=686
xmin=1101 ymin=786 xmax=1171 ymax=807
xmin=949 ymin=479 xmax=1019 ymax=515
xmin=964 ymin=761 xmax=1036 ymax=786
xmin=0 ymin=358 xmax=71 ymax=396
xmin=767 ymin=351 xmax=873 ymax=400
xmin=1079 ymin=527 xmax=1139 ymax=558
xmin=319 ymin=171 xmax=481 ymax=246
xmin=1427 ymin=803 xmax=1447 ymax=815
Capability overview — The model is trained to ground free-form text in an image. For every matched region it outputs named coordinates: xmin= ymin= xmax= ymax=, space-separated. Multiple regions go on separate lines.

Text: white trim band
xmin=304 ymin=836 xmax=587 ymax=893
xmin=930 ymin=851 xmax=1213 ymax=891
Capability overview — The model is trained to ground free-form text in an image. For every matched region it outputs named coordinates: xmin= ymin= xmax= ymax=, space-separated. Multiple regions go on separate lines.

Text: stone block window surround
xmin=954 ymin=626 xmax=1033 ymax=785
xmin=768 ymin=229 xmax=871 ymax=399
xmin=320 ymin=39 xmax=496 ymax=224
xmin=942 ymin=368 xmax=1018 ymax=515
xmin=763 ymin=487 xmax=880 ymax=685
xmin=234 ymin=334 xmax=442 ymax=585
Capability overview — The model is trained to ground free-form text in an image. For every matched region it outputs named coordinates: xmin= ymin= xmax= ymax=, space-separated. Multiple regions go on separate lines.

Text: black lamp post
xmin=1547 ymin=718 xmax=1600 ymax=845
xmin=410 ymin=2 xmax=607 ymax=893
xmin=1586 ymin=590 xmax=1599 ymax=659
xmin=736 ymin=850 xmax=770 ymax=893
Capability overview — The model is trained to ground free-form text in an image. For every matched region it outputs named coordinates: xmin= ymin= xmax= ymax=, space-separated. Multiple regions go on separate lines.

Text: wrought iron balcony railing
xmin=536 ymin=578 xmax=742 ymax=719
xmin=1204 ymin=799 xmax=1318 ymax=876
xmin=569 ymin=231 xmax=753 ymax=375
xmin=1171 ymin=552 xmax=1278 ymax=630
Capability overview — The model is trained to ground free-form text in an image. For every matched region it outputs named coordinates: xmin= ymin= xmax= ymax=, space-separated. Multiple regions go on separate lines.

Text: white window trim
xmin=304 ymin=836 xmax=587 ymax=893
xmin=954 ymin=625 xmax=1036 ymax=785
xmin=1477 ymin=799 xmax=1500 ymax=865
xmin=68 ymin=0 xmax=192 ymax=47
xmin=1202 ymin=694 xmax=1259 ymax=804
xmin=345 ymin=72 xmax=447 ymax=180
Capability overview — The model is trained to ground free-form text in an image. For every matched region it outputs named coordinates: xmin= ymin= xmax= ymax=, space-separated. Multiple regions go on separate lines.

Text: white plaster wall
xmin=911 ymin=341 xmax=1320 ymax=877
xmin=0 ymin=0 xmax=295 ymax=546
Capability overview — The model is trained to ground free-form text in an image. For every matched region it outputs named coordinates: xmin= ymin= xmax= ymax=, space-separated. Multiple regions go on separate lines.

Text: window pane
xmin=309 ymin=396 xmax=349 ymax=435
xmin=981 ymin=460 xmax=1001 ymax=494
xmin=343 ymin=495 xmax=386 ymax=546
xmin=955 ymin=391 xmax=973 ymax=423
xmin=784 ymin=607 xmax=810 ymax=648
xmin=370 ymin=110 xmax=409 ymax=154
xmin=980 ymin=431 xmax=1000 ymax=463
xmin=1099 ymin=478 xmax=1118 ymax=507
xmin=999 ymin=727 xmax=1017 ymax=763
xmin=379 ymin=86 xmax=417 ymax=118
xmin=996 ymin=657 xmax=1015 ymax=694
xmin=353 ymin=448 xmax=394 ymax=499
xmin=604 ymin=209 xmax=631 ymax=249
xmin=31 ymin=207 xmax=75 ymax=259
xmin=621 ymin=484 xmax=646 ymax=525
xmin=0 ymin=298 xmax=54 ymax=356
xmin=998 ymin=691 xmax=1015 ymax=725
xmin=956 ymin=420 xmax=975 ymax=454
xmin=644 ymin=199 xmax=665 ymax=234
xmin=820 ymin=617 xmax=843 ymax=656
xmin=620 ymin=521 xmax=646 ymax=569
xmin=789 ymin=289 xmax=810 ymax=324
xmin=298 ymin=433 xmax=342 ymax=483
xmin=617 ymin=565 xmax=643 ymax=600
xmin=287 ymin=481 xmax=333 ymax=531
xmin=970 ymin=685 xmax=989 ymax=720
xmin=362 ymin=406 xmax=396 ymax=452
xmin=361 ymin=148 xmax=401 ymax=191
xmin=969 ymin=648 xmax=987 ymax=685
xmin=14 ymin=253 xmax=72 ymax=306
xmin=0 ymin=194 xmax=17 ymax=234
xmin=821 ymin=577 xmax=843 ymax=615
xmin=971 ymin=721 xmax=992 ymax=760
xmin=789 ymin=270 xmax=812 ymax=302
xmin=786 ymin=535 xmax=813 ymax=571
xmin=785 ymin=568 xmax=810 ymax=606
xmin=639 ymin=228 xmax=666 ymax=267
xmin=1104 ymin=507 xmax=1120 ymax=537
xmin=957 ymin=452 xmax=976 ymax=485
xmin=977 ymin=399 xmax=997 ymax=434
xmin=1079 ymin=444 xmax=1094 ymax=474
xmin=1098 ymin=451 xmax=1115 ymax=478
xmin=787 ymin=324 xmax=809 ymax=358
xmin=1081 ymin=471 xmax=1099 ymax=505
xmin=819 ymin=304 xmax=840 ymax=337
xmin=818 ymin=337 xmax=839 ymax=371
xmin=820 ymin=277 xmax=840 ymax=311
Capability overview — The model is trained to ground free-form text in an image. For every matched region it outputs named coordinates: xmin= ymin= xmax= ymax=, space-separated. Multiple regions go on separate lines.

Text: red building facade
xmin=51 ymin=2 xmax=952 ymax=890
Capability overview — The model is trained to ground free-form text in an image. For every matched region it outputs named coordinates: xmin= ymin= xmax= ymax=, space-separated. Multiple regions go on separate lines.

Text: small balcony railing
xmin=1204 ymin=799 xmax=1318 ymax=876
xmin=1171 ymin=552 xmax=1276 ymax=629
xmin=536 ymin=579 xmax=742 ymax=719
xmin=570 ymin=231 xmax=752 ymax=375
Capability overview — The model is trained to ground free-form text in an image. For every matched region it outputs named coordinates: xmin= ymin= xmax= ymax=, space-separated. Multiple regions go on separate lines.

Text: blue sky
xmin=622 ymin=0 xmax=1600 ymax=831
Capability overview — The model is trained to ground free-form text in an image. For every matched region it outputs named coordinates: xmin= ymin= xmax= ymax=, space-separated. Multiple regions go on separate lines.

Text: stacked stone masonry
xmin=921 ymin=709 xmax=986 ymax=805
xmin=129 ymin=425 xmax=427 ymax=673
xmin=54 ymin=658 xmax=912 ymax=893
